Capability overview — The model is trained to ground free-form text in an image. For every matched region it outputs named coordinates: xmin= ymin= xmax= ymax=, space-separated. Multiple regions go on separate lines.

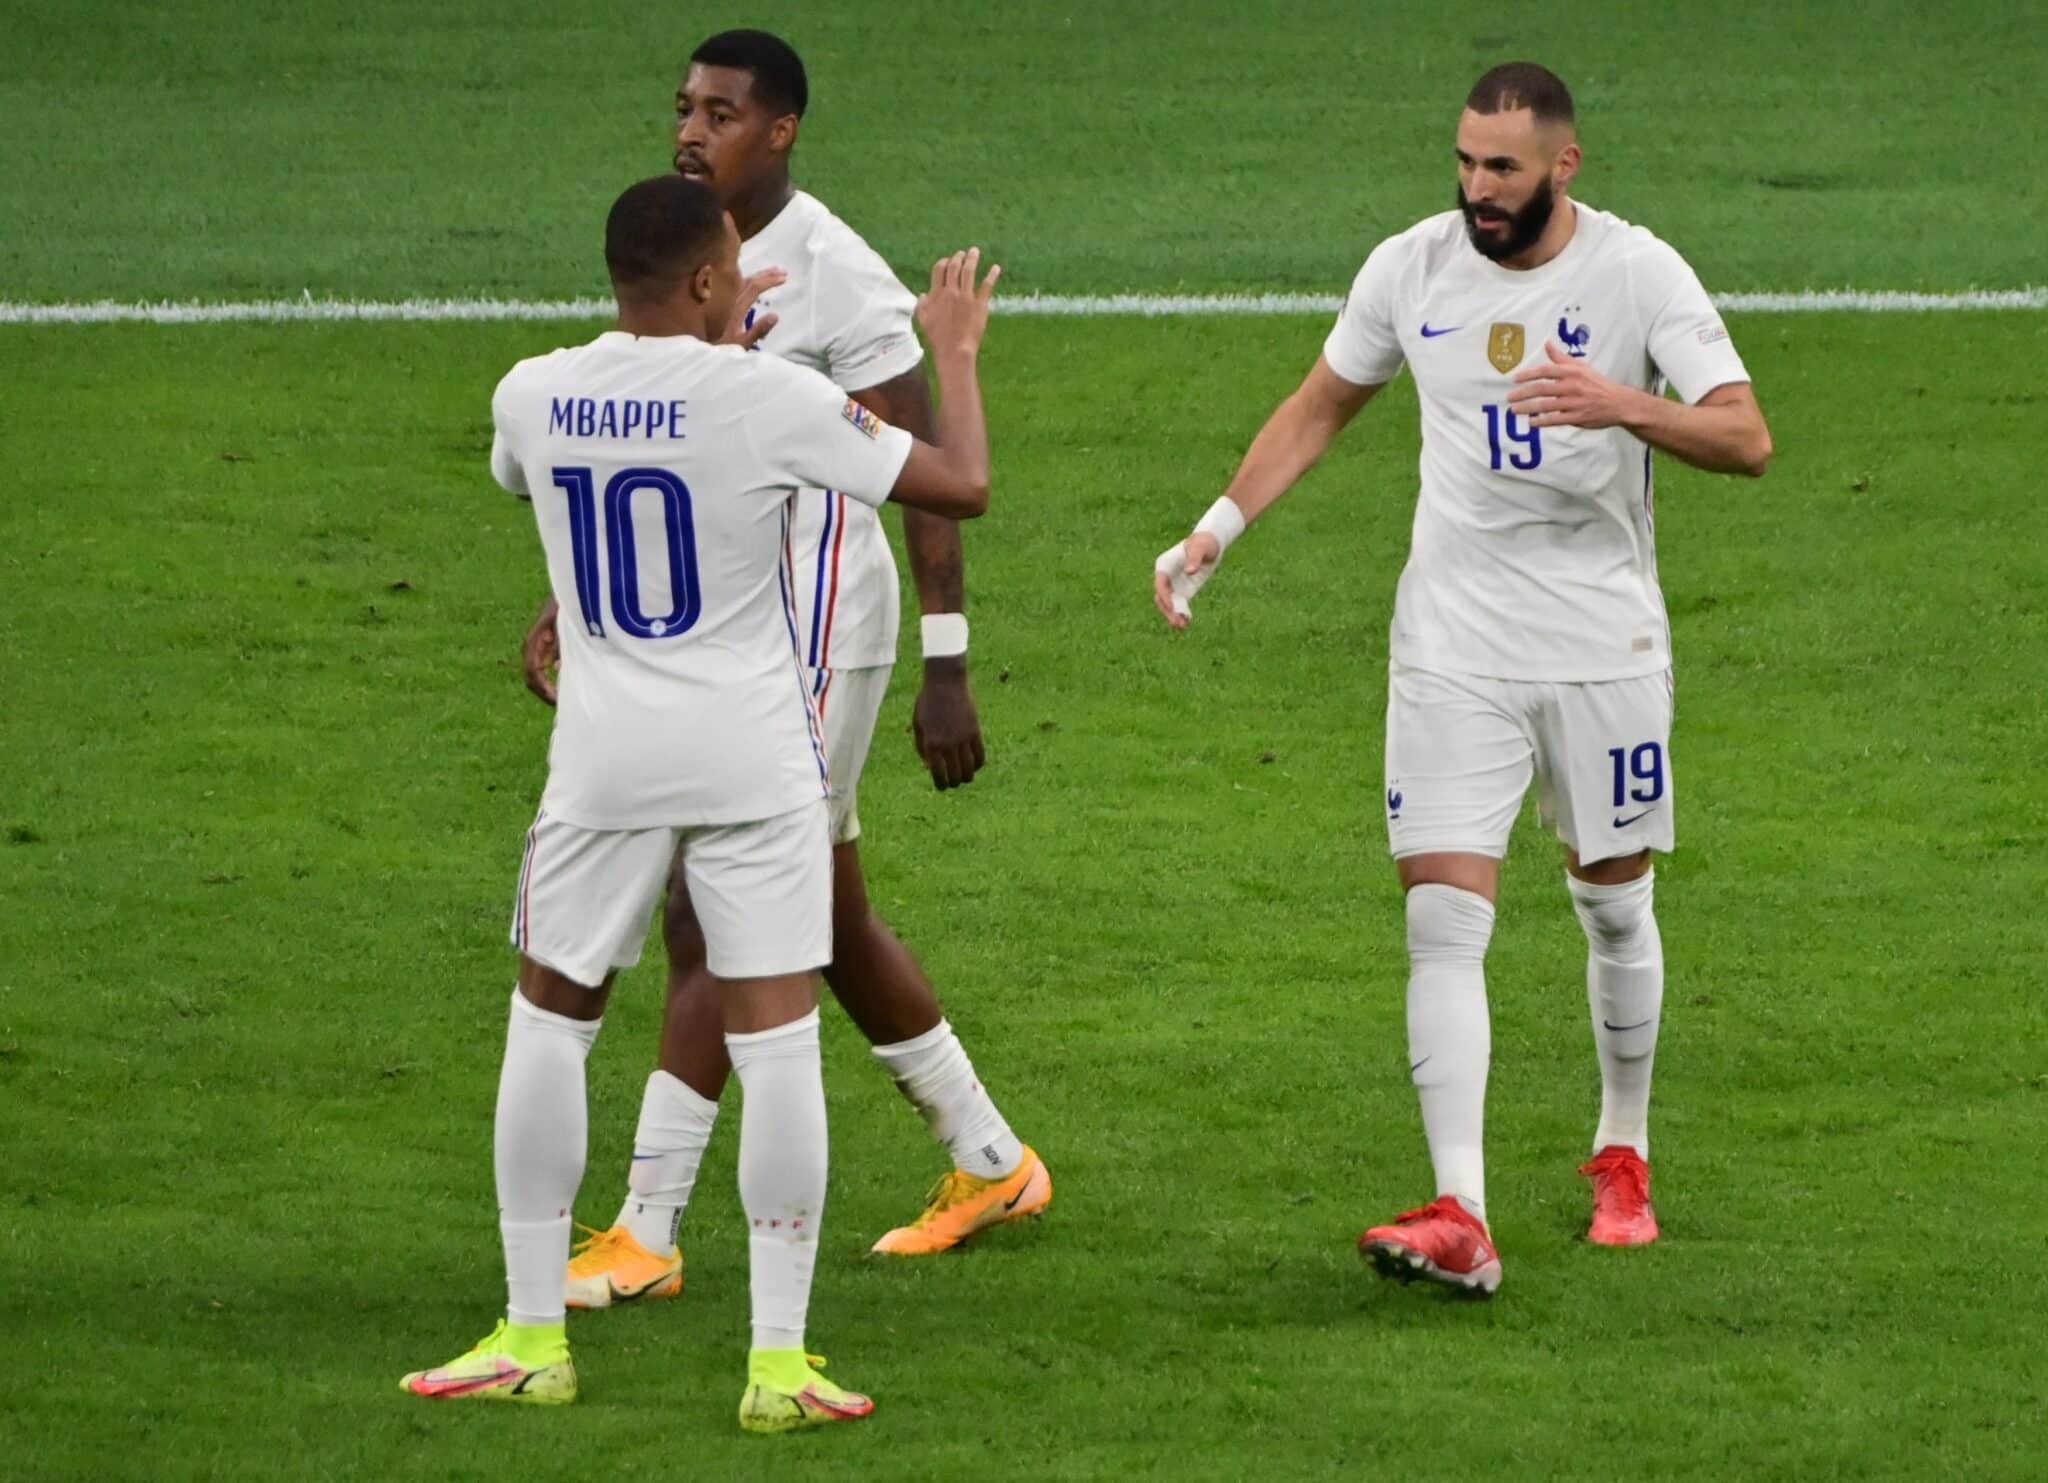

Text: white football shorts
xmin=809 ymin=663 xmax=891 ymax=846
xmin=1383 ymin=662 xmax=1676 ymax=865
xmin=510 ymin=799 xmax=832 ymax=985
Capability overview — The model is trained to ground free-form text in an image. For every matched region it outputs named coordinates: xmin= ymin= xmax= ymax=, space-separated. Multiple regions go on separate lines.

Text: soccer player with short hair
xmin=523 ymin=31 xmax=1049 ymax=1308
xmin=1153 ymin=62 xmax=1772 ymax=1294
xmin=401 ymin=173 xmax=1002 ymax=1430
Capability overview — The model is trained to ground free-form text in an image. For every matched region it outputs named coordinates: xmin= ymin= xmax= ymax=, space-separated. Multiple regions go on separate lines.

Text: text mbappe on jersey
xmin=546 ymin=396 xmax=688 ymax=440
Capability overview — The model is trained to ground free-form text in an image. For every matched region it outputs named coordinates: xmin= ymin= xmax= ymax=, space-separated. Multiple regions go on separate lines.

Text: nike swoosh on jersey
xmin=1419 ymin=323 xmax=1461 ymax=337
xmin=1613 ymin=808 xmax=1658 ymax=827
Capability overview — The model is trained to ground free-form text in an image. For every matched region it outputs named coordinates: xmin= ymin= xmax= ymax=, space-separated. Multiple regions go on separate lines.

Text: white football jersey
xmin=1324 ymin=203 xmax=1750 ymax=682
xmin=490 ymin=332 xmax=913 ymax=829
xmin=741 ymin=190 xmax=925 ymax=670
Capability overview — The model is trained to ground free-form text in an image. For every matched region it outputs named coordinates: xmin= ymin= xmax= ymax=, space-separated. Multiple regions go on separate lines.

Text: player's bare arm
xmin=856 ymin=365 xmax=986 ymax=790
xmin=518 ymin=265 xmax=795 ymax=706
xmin=1152 ymin=357 xmax=1383 ymax=628
xmin=890 ymin=249 xmax=1000 ymax=519
xmin=1508 ymin=340 xmax=1773 ymax=476
xmin=523 ymin=596 xmax=562 ymax=705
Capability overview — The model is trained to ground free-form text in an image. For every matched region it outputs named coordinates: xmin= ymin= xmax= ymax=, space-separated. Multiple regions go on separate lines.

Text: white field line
xmin=0 ymin=288 xmax=2043 ymax=325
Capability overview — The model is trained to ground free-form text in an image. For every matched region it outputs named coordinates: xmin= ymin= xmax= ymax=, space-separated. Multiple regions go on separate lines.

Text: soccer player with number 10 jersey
xmin=402 ymin=173 xmax=1003 ymax=1429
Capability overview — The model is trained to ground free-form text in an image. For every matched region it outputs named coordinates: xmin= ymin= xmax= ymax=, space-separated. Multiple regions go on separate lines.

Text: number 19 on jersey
xmin=1483 ymin=404 xmax=1543 ymax=471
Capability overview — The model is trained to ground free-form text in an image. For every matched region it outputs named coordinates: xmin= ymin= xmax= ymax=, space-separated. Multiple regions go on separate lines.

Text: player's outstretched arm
xmin=1152 ymin=357 xmax=1382 ymax=628
xmin=1508 ymin=341 xmax=1772 ymax=477
xmin=890 ymin=249 xmax=1000 ymax=520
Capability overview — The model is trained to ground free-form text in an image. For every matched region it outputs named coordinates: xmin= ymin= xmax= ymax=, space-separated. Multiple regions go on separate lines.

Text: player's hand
xmin=522 ymin=597 xmax=561 ymax=706
xmin=1152 ymin=531 xmax=1222 ymax=629
xmin=720 ymin=267 xmax=788 ymax=349
xmin=916 ymin=248 xmax=1001 ymax=359
xmin=1506 ymin=340 xmax=1648 ymax=430
xmin=912 ymin=659 xmax=986 ymax=790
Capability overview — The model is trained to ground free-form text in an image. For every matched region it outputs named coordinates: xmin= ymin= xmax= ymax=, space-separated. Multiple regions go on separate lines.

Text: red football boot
xmin=1358 ymin=1194 xmax=1502 ymax=1295
xmin=1580 ymin=1145 xmax=1659 ymax=1246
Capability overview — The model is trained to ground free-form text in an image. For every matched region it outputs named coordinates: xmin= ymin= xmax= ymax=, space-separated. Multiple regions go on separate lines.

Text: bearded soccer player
xmin=521 ymin=31 xmax=1048 ymax=1309
xmin=1153 ymin=63 xmax=1771 ymax=1294
xmin=402 ymin=175 xmax=1001 ymax=1427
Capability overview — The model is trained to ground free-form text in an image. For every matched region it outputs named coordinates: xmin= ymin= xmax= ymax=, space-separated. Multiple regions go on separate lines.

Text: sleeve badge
xmin=841 ymin=398 xmax=884 ymax=440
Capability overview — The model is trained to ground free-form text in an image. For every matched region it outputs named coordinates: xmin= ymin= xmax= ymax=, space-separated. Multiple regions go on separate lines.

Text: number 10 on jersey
xmin=550 ymin=465 xmax=704 ymax=640
xmin=1483 ymin=404 xmax=1543 ymax=471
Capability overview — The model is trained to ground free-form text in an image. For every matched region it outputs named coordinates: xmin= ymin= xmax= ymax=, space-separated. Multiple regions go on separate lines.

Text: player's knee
xmin=1406 ymin=883 xmax=1496 ymax=967
xmin=1568 ymin=869 xmax=1657 ymax=958
xmin=829 ymin=894 xmax=890 ymax=965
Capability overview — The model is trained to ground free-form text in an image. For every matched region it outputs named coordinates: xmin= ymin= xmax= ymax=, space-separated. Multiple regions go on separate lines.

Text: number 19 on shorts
xmin=1609 ymin=742 xmax=1665 ymax=808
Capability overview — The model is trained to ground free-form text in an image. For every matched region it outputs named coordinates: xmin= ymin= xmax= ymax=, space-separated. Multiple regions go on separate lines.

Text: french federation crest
xmin=1487 ymin=323 xmax=1525 ymax=373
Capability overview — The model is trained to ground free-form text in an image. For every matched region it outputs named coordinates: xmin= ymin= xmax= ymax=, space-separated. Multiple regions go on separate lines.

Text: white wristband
xmin=921 ymin=612 xmax=969 ymax=659
xmin=1194 ymin=496 xmax=1248 ymax=553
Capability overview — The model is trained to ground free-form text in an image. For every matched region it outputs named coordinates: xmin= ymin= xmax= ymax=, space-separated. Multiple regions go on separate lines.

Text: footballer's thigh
xmin=1384 ymin=663 xmax=1537 ymax=887
xmin=813 ymin=664 xmax=891 ymax=847
xmin=511 ymin=809 xmax=679 ymax=990
xmin=678 ymin=799 xmax=835 ymax=985
xmin=1533 ymin=671 xmax=1676 ymax=870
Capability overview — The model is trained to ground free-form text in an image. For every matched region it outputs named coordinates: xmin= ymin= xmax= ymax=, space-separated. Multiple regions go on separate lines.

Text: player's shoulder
xmin=1344 ymin=211 xmax=1465 ymax=303
xmin=1359 ymin=210 xmax=1467 ymax=274
xmin=722 ymin=342 xmax=842 ymax=413
xmin=492 ymin=343 xmax=579 ymax=411
xmin=780 ymin=191 xmax=903 ymax=286
xmin=1579 ymin=204 xmax=1697 ymax=279
xmin=727 ymin=340 xmax=810 ymax=386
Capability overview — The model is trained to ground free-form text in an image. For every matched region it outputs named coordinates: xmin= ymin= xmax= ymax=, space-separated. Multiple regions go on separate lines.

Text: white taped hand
xmin=1154 ymin=539 xmax=1221 ymax=623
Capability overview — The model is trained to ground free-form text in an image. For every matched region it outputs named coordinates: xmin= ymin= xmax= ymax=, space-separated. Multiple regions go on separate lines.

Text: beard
xmin=1459 ymin=177 xmax=1556 ymax=262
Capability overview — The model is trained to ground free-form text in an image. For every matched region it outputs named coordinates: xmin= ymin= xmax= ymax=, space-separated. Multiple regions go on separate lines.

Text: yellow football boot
xmin=738 ymin=1351 xmax=874 ymax=1435
xmin=400 ymin=1319 xmax=576 ymax=1404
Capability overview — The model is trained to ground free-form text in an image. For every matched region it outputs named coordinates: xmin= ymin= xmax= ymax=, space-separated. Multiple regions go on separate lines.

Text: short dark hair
xmin=1465 ymin=62 xmax=1575 ymax=125
xmin=690 ymin=29 xmax=808 ymax=117
xmin=604 ymin=175 xmax=727 ymax=298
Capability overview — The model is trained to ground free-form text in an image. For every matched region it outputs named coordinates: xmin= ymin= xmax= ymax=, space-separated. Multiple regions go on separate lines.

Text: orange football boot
xmin=869 ymin=1147 xmax=1052 ymax=1255
xmin=564 ymin=1224 xmax=683 ymax=1310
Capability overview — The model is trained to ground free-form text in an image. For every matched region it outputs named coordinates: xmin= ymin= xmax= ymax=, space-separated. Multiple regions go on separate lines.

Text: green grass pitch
xmin=3 ymin=2 xmax=2046 ymax=1479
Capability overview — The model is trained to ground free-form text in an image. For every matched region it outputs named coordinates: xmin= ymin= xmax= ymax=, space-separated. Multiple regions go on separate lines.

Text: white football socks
xmin=613 ymin=1070 xmax=719 ymax=1253
xmin=1404 ymin=884 xmax=1496 ymax=1223
xmin=871 ymin=1018 xmax=1024 ymax=1179
xmin=495 ymin=988 xmax=602 ymax=1327
xmin=728 ymin=1010 xmax=827 ymax=1354
xmin=1569 ymin=870 xmax=1663 ymax=1159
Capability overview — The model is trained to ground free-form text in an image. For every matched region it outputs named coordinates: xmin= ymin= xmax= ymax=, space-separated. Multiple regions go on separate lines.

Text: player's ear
xmin=769 ymin=113 xmax=800 ymax=155
xmin=690 ymin=261 xmax=714 ymax=304
xmin=1554 ymin=138 xmax=1582 ymax=191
